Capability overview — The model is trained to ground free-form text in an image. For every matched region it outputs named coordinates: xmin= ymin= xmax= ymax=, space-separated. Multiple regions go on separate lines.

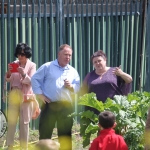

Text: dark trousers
xmin=39 ymin=101 xmax=73 ymax=150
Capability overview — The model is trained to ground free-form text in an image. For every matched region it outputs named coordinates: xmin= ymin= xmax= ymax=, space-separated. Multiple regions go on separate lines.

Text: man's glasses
xmin=17 ymin=52 xmax=26 ymax=57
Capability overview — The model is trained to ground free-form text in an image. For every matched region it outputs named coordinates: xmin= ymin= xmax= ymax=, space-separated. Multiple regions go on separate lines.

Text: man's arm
xmin=31 ymin=66 xmax=45 ymax=95
xmin=31 ymin=64 xmax=51 ymax=104
xmin=70 ymin=70 xmax=80 ymax=93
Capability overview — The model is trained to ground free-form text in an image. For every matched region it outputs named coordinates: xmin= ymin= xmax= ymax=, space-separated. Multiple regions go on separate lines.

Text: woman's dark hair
xmin=99 ymin=111 xmax=116 ymax=129
xmin=14 ymin=43 xmax=32 ymax=58
xmin=91 ymin=50 xmax=107 ymax=61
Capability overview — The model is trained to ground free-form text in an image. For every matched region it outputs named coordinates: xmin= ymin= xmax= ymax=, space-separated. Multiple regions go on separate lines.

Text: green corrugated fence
xmin=0 ymin=0 xmax=150 ymax=129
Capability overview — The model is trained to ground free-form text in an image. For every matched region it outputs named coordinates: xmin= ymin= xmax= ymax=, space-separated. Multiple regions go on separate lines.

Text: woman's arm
xmin=5 ymin=64 xmax=13 ymax=82
xmin=112 ymin=66 xmax=132 ymax=84
xmin=21 ymin=63 xmax=36 ymax=85
xmin=119 ymin=71 xmax=133 ymax=83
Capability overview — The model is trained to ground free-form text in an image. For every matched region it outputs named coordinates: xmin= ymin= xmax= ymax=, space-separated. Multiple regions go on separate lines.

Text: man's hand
xmin=64 ymin=79 xmax=74 ymax=92
xmin=37 ymin=94 xmax=51 ymax=104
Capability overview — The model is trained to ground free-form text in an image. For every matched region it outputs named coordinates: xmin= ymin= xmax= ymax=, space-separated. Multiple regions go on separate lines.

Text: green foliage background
xmin=76 ymin=91 xmax=150 ymax=150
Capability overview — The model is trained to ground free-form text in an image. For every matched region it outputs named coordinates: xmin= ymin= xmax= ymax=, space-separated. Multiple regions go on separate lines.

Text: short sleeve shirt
xmin=83 ymin=67 xmax=131 ymax=103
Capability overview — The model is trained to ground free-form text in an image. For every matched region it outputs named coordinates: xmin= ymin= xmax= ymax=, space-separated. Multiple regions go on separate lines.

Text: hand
xmin=37 ymin=94 xmax=51 ymax=104
xmin=17 ymin=67 xmax=25 ymax=77
xmin=64 ymin=79 xmax=74 ymax=92
xmin=7 ymin=64 xmax=12 ymax=77
xmin=112 ymin=65 xmax=123 ymax=76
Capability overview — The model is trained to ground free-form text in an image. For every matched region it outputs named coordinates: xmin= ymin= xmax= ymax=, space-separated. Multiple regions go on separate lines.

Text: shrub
xmin=77 ymin=91 xmax=150 ymax=150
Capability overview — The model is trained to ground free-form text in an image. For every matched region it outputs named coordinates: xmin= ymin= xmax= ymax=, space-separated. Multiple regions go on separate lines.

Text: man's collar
xmin=53 ymin=59 xmax=70 ymax=70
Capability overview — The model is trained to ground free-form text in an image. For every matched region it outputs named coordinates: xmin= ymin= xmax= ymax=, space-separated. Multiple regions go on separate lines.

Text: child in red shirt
xmin=89 ymin=111 xmax=128 ymax=150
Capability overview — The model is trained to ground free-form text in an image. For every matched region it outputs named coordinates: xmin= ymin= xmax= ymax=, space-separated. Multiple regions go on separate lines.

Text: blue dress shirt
xmin=31 ymin=59 xmax=80 ymax=102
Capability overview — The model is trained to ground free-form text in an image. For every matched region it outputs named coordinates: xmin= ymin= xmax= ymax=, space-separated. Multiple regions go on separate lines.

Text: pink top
xmin=5 ymin=59 xmax=40 ymax=123
xmin=9 ymin=72 xmax=22 ymax=88
xmin=5 ymin=59 xmax=36 ymax=96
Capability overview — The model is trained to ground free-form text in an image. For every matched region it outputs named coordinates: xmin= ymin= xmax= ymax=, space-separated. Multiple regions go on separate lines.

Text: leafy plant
xmin=77 ymin=91 xmax=150 ymax=150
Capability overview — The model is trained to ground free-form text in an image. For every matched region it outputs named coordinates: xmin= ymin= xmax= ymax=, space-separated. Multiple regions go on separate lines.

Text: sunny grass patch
xmin=0 ymin=122 xmax=95 ymax=150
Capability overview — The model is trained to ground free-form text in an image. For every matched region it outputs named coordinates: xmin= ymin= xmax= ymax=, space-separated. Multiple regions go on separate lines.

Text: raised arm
xmin=112 ymin=66 xmax=132 ymax=84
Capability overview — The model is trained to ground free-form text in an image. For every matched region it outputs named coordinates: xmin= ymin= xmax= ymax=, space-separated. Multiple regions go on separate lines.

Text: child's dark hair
xmin=99 ymin=111 xmax=116 ymax=129
xmin=14 ymin=43 xmax=32 ymax=58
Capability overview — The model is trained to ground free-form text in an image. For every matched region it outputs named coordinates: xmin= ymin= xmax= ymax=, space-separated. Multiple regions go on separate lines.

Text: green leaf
xmin=118 ymin=110 xmax=126 ymax=118
xmin=127 ymin=93 xmax=140 ymax=102
xmin=143 ymin=91 xmax=150 ymax=97
xmin=113 ymin=95 xmax=129 ymax=107
xmin=85 ymin=123 xmax=99 ymax=134
xmin=77 ymin=91 xmax=150 ymax=148
xmin=80 ymin=117 xmax=91 ymax=136
xmin=83 ymin=133 xmax=91 ymax=147
xmin=78 ymin=93 xmax=104 ymax=112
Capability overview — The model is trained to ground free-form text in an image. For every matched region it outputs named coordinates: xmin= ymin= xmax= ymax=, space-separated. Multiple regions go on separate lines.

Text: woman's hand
xmin=17 ymin=67 xmax=26 ymax=77
xmin=6 ymin=64 xmax=12 ymax=78
xmin=8 ymin=64 xmax=13 ymax=72
xmin=112 ymin=65 xmax=133 ymax=83
xmin=112 ymin=65 xmax=123 ymax=76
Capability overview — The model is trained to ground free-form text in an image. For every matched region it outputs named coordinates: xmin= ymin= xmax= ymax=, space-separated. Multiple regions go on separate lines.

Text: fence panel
xmin=0 ymin=0 xmax=149 ymax=129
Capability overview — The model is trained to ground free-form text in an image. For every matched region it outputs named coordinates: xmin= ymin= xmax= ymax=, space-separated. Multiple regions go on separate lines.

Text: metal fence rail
xmin=0 ymin=0 xmax=149 ymax=129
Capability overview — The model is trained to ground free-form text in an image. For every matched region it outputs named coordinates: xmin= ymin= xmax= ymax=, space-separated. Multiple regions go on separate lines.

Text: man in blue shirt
xmin=31 ymin=44 xmax=80 ymax=150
